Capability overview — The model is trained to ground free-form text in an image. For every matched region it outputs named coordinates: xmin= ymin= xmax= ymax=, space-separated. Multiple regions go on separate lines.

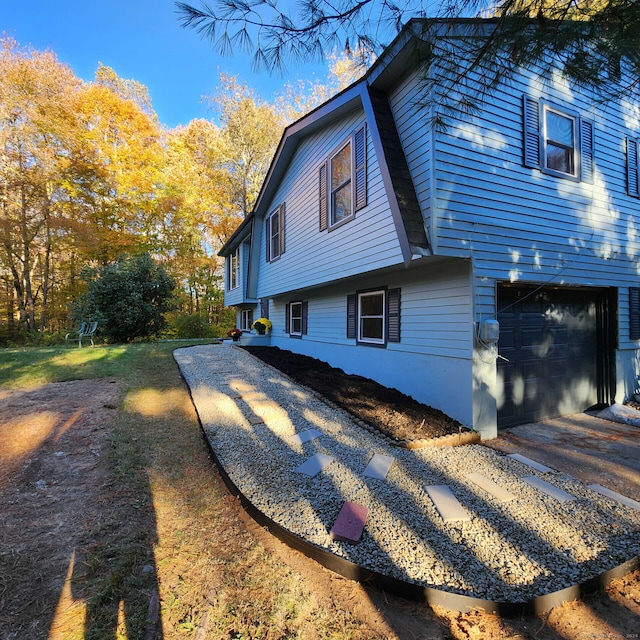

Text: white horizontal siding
xmin=224 ymin=282 xmax=243 ymax=307
xmin=390 ymin=63 xmax=640 ymax=351
xmin=256 ymin=109 xmax=404 ymax=299
xmin=266 ymin=258 xmax=475 ymax=427
xmin=269 ymin=258 xmax=473 ymax=359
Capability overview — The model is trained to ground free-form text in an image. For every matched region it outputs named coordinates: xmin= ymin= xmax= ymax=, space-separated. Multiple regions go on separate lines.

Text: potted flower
xmin=252 ymin=318 xmax=272 ymax=335
xmin=227 ymin=327 xmax=242 ymax=342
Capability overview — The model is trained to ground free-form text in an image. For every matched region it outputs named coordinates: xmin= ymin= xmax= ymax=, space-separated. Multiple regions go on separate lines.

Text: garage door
xmin=496 ymin=286 xmax=607 ymax=429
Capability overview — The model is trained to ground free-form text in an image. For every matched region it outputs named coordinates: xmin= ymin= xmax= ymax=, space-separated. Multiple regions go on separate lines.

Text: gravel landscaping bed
xmin=175 ymin=343 xmax=640 ymax=605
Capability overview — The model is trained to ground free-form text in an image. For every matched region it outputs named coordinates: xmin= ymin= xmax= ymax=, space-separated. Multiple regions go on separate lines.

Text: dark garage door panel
xmin=497 ymin=287 xmax=599 ymax=429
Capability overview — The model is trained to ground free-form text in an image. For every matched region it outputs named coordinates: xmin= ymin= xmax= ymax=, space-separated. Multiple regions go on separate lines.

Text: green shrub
xmin=74 ymin=254 xmax=176 ymax=343
xmin=171 ymin=313 xmax=216 ymax=339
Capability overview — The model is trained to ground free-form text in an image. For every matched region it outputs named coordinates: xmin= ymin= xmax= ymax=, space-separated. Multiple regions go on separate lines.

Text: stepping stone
xmin=465 ymin=472 xmax=516 ymax=502
xmin=290 ymin=429 xmax=323 ymax=445
xmin=295 ymin=453 xmax=334 ymax=477
xmin=522 ymin=476 xmax=575 ymax=502
xmin=424 ymin=485 xmax=471 ymax=522
xmin=330 ymin=501 xmax=369 ymax=543
xmin=507 ymin=453 xmax=554 ymax=473
xmin=248 ymin=400 xmax=288 ymax=424
xmin=247 ymin=414 xmax=265 ymax=425
xmin=587 ymin=484 xmax=640 ymax=510
xmin=363 ymin=453 xmax=395 ymax=480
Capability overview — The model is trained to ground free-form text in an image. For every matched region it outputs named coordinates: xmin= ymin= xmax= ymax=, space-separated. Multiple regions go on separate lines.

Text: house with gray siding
xmin=219 ymin=19 xmax=640 ymax=440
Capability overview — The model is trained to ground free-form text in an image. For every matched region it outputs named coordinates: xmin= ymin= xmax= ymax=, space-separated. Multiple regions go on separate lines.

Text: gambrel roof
xmin=220 ymin=25 xmax=436 ymax=265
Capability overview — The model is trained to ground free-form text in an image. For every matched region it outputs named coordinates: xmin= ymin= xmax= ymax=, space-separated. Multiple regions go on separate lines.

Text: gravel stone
xmin=175 ymin=343 xmax=640 ymax=603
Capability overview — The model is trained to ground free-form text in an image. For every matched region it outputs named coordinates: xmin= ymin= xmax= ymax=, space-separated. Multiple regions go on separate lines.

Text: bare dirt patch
xmin=0 ymin=379 xmax=126 ymax=638
xmin=2 ymin=369 xmax=639 ymax=639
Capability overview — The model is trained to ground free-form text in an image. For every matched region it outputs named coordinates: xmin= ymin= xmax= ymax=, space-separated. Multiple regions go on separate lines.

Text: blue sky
xmin=0 ymin=0 xmax=329 ymax=129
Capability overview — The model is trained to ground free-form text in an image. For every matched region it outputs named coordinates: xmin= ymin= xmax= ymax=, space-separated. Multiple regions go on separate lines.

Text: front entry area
xmin=496 ymin=285 xmax=614 ymax=429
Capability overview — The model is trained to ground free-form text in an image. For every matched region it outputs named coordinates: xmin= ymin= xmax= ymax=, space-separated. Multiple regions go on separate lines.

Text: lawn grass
xmin=1 ymin=342 xmax=379 ymax=639
xmin=0 ymin=340 xmax=216 ymax=389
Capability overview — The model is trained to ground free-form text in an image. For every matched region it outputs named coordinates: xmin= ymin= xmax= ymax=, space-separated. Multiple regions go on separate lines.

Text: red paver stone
xmin=330 ymin=501 xmax=369 ymax=543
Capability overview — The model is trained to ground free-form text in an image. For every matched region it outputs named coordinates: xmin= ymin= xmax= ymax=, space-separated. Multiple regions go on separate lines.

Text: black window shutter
xmin=285 ymin=303 xmax=290 ymax=334
xmin=346 ymin=294 xmax=357 ymax=339
xmin=580 ymin=119 xmax=594 ymax=184
xmin=279 ymin=203 xmax=286 ymax=255
xmin=387 ymin=288 xmax=401 ymax=343
xmin=265 ymin=215 xmax=271 ymax=262
xmin=627 ymin=138 xmax=639 ymax=197
xmin=260 ymin=300 xmax=269 ymax=319
xmin=302 ymin=301 xmax=308 ymax=335
xmin=630 ymin=288 xmax=640 ymax=340
xmin=354 ymin=124 xmax=367 ymax=211
xmin=319 ymin=163 xmax=327 ymax=231
xmin=523 ymin=95 xmax=540 ymax=169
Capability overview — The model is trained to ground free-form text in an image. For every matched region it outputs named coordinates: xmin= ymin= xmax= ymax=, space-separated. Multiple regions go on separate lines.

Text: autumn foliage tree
xmin=205 ymin=75 xmax=285 ymax=220
xmin=0 ymin=38 xmax=82 ymax=335
xmin=0 ymin=39 xmax=218 ymax=342
xmin=0 ymin=32 xmax=359 ymax=343
xmin=0 ymin=39 xmax=175 ymax=341
xmin=160 ymin=119 xmax=230 ymax=320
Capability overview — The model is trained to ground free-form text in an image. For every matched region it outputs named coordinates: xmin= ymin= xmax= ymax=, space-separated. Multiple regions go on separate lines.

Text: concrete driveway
xmin=485 ymin=412 xmax=640 ymax=500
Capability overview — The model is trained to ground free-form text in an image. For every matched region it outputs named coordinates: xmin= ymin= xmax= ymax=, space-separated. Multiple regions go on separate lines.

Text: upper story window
xmin=544 ymin=107 xmax=577 ymax=176
xmin=331 ymin=141 xmax=352 ymax=225
xmin=227 ymin=247 xmax=240 ymax=291
xmin=319 ymin=124 xmax=367 ymax=231
xmin=523 ymin=96 xmax=594 ymax=184
xmin=266 ymin=203 xmax=285 ymax=262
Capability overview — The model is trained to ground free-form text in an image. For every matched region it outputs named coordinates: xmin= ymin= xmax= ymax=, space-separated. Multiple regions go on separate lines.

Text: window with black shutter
xmin=319 ymin=124 xmax=367 ymax=231
xmin=346 ymin=288 xmax=401 ymax=345
xmin=266 ymin=203 xmax=285 ymax=262
xmin=523 ymin=96 xmax=594 ymax=183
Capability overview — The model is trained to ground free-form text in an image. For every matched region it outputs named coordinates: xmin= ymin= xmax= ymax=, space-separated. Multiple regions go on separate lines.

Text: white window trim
xmin=358 ymin=290 xmax=385 ymax=345
xmin=227 ymin=247 xmax=240 ymax=291
xmin=289 ymin=301 xmax=303 ymax=336
xmin=266 ymin=203 xmax=285 ymax=262
xmin=329 ymin=139 xmax=353 ymax=228
xmin=240 ymin=309 xmax=253 ymax=331
xmin=541 ymin=102 xmax=579 ymax=180
xmin=320 ymin=124 xmax=367 ymax=232
xmin=523 ymin=96 xmax=593 ymax=184
xmin=269 ymin=208 xmax=281 ymax=261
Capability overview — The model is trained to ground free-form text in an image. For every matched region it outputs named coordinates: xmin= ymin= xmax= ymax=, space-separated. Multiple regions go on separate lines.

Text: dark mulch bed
xmin=240 ymin=346 xmax=462 ymax=442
